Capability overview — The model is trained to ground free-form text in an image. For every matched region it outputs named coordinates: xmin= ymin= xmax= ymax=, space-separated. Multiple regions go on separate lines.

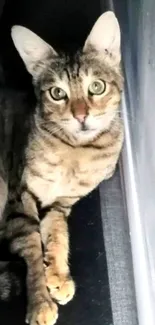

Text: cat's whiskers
xmin=109 ymin=110 xmax=136 ymax=125
xmin=40 ymin=121 xmax=64 ymax=136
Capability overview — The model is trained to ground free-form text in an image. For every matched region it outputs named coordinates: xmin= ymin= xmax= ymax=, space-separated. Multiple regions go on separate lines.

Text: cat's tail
xmin=0 ymin=260 xmax=26 ymax=301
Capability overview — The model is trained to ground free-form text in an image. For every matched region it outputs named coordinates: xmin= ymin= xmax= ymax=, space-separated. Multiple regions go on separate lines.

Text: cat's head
xmin=11 ymin=11 xmax=123 ymax=145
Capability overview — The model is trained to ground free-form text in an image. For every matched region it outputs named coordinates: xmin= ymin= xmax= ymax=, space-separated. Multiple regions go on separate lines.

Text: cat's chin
xmin=73 ymin=128 xmax=101 ymax=144
xmin=59 ymin=123 xmax=100 ymax=144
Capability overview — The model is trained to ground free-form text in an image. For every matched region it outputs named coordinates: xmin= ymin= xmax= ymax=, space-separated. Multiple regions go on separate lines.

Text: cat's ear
xmin=11 ymin=26 xmax=57 ymax=75
xmin=83 ymin=11 xmax=121 ymax=63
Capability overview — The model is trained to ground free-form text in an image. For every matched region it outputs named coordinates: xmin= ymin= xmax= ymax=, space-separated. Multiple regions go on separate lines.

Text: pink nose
xmin=71 ymin=99 xmax=87 ymax=124
xmin=75 ymin=114 xmax=86 ymax=123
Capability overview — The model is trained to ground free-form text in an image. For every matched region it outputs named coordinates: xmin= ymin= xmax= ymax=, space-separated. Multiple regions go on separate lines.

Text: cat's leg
xmin=40 ymin=200 xmax=76 ymax=305
xmin=5 ymin=191 xmax=58 ymax=325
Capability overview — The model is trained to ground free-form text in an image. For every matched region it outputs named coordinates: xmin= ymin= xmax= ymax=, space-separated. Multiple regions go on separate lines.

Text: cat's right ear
xmin=11 ymin=26 xmax=57 ymax=76
xmin=83 ymin=11 xmax=121 ymax=64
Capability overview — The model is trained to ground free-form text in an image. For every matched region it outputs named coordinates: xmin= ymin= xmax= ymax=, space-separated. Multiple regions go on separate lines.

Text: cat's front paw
xmin=26 ymin=299 xmax=58 ymax=325
xmin=45 ymin=266 xmax=75 ymax=305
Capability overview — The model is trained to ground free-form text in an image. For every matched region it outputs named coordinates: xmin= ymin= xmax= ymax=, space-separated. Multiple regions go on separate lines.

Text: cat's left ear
xmin=11 ymin=26 xmax=57 ymax=76
xmin=83 ymin=11 xmax=121 ymax=63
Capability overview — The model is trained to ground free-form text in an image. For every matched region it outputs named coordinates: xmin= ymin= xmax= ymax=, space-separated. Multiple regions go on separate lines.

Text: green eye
xmin=88 ymin=80 xmax=106 ymax=95
xmin=50 ymin=87 xmax=67 ymax=101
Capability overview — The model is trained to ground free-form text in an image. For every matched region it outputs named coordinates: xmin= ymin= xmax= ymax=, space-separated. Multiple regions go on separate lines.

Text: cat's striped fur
xmin=0 ymin=12 xmax=124 ymax=325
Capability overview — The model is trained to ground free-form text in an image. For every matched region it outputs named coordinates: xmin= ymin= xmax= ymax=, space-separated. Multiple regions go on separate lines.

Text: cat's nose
xmin=72 ymin=99 xmax=88 ymax=123
xmin=75 ymin=114 xmax=86 ymax=123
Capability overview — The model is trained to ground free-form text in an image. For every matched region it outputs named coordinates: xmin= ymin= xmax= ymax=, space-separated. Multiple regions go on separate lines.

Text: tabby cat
xmin=0 ymin=11 xmax=124 ymax=325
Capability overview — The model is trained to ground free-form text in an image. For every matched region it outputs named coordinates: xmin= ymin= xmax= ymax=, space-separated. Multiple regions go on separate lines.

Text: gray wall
xmin=110 ymin=1 xmax=155 ymax=324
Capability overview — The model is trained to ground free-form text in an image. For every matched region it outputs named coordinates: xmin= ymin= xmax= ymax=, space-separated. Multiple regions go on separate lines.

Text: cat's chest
xmin=24 ymin=147 xmax=108 ymax=207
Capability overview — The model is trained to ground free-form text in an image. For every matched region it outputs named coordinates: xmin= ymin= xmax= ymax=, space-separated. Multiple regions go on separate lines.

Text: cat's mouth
xmin=77 ymin=123 xmax=97 ymax=134
xmin=60 ymin=117 xmax=99 ymax=137
xmin=78 ymin=120 xmax=97 ymax=133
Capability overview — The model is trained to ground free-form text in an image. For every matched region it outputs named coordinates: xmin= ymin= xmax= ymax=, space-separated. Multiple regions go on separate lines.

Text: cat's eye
xmin=50 ymin=87 xmax=67 ymax=101
xmin=88 ymin=80 xmax=106 ymax=95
